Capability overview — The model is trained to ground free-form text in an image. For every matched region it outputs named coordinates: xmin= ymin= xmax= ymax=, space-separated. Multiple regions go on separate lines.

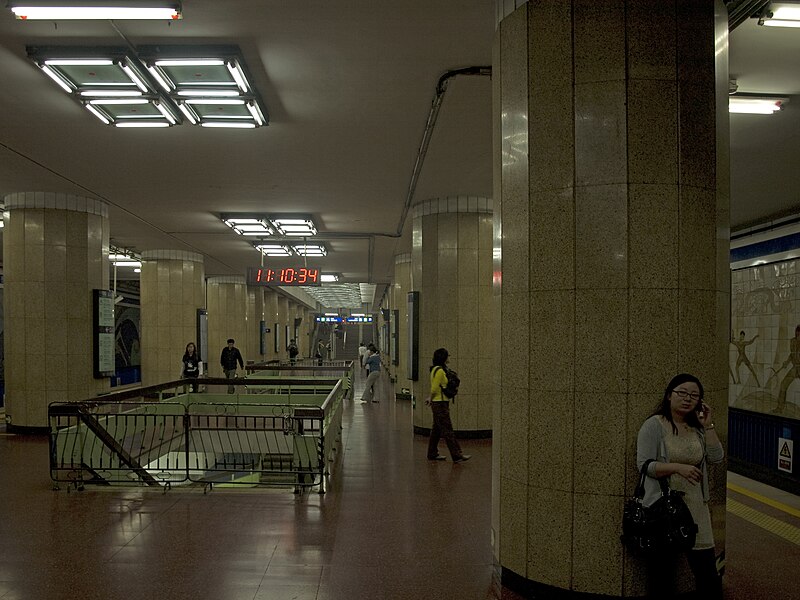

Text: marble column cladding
xmin=410 ymin=197 xmax=493 ymax=434
xmin=139 ymin=250 xmax=205 ymax=386
xmin=206 ymin=276 xmax=248 ymax=376
xmin=3 ymin=193 xmax=110 ymax=428
xmin=493 ymin=1 xmax=729 ymax=596
xmin=277 ymin=295 xmax=289 ymax=360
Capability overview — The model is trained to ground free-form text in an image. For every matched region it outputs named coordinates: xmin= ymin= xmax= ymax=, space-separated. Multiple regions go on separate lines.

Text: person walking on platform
xmin=220 ymin=338 xmax=244 ymax=394
xmin=181 ymin=342 xmax=201 ymax=392
xmin=426 ymin=347 xmax=470 ymax=463
xmin=358 ymin=341 xmax=368 ymax=370
xmin=636 ymin=373 xmax=724 ymax=599
xmin=361 ymin=345 xmax=381 ymax=403
xmin=287 ymin=338 xmax=299 ymax=365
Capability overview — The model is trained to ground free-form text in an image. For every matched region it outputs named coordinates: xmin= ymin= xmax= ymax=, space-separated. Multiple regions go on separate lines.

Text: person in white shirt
xmin=358 ymin=342 xmax=368 ymax=369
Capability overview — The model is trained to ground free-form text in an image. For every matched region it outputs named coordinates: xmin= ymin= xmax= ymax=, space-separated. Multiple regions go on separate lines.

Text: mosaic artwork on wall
xmin=731 ymin=259 xmax=800 ymax=418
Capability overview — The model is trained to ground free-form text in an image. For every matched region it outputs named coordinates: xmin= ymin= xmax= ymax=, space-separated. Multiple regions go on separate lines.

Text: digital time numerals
xmin=251 ymin=267 xmax=319 ymax=285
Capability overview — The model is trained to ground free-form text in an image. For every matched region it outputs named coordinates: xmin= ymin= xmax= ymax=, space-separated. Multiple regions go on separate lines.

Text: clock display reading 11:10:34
xmin=247 ymin=266 xmax=321 ymax=286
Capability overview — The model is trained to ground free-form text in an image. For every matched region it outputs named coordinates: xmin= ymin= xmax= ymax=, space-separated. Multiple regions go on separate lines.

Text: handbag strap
xmin=635 ymin=458 xmax=673 ymax=500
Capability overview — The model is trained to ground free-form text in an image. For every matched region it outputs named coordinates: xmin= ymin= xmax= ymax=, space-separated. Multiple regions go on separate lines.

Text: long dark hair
xmin=431 ymin=347 xmax=449 ymax=370
xmin=653 ymin=373 xmax=704 ymax=434
xmin=183 ymin=343 xmax=197 ymax=359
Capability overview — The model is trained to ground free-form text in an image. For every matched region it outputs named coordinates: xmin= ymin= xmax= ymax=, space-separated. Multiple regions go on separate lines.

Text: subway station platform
xmin=0 ymin=370 xmax=798 ymax=600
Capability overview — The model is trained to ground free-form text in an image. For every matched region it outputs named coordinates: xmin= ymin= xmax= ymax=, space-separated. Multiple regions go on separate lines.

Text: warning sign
xmin=778 ymin=438 xmax=793 ymax=473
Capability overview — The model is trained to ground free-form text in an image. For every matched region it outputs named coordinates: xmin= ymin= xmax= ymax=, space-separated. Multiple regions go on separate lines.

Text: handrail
xmin=49 ymin=374 xmax=347 ymax=493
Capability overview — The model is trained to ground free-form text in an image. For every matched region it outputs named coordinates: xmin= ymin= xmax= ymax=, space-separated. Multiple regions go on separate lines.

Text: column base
xmin=500 ymin=565 xmax=700 ymax=599
xmin=6 ymin=424 xmax=49 ymax=435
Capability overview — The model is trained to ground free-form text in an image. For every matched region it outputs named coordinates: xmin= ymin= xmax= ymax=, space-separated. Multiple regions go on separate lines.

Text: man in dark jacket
xmin=220 ymin=338 xmax=244 ymax=394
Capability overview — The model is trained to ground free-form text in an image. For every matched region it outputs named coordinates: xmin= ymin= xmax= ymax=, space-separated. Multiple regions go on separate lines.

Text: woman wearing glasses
xmin=636 ymin=373 xmax=724 ymax=599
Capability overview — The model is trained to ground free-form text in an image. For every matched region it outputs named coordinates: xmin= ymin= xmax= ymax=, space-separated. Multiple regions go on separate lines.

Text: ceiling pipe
xmin=393 ymin=66 xmax=492 ymax=237
xmin=726 ymin=0 xmax=771 ymax=30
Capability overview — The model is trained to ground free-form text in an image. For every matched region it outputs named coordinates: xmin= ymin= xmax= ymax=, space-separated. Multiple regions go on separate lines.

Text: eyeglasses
xmin=672 ymin=390 xmax=701 ymax=401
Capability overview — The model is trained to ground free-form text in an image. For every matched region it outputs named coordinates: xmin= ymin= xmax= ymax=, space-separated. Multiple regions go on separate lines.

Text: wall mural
xmin=730 ymin=259 xmax=800 ymax=418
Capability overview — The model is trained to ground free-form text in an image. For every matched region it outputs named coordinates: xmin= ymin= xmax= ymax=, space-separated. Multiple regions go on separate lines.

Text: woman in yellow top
xmin=427 ymin=348 xmax=470 ymax=463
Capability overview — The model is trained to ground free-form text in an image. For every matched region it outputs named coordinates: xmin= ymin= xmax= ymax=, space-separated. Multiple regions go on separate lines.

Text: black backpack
xmin=433 ymin=366 xmax=460 ymax=399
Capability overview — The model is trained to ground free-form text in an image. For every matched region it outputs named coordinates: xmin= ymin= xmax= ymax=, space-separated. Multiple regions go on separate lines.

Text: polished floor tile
xmin=0 ymin=369 xmax=795 ymax=599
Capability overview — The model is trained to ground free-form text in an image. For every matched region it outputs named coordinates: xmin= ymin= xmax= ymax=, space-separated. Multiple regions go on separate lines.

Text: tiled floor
xmin=0 ymin=371 xmax=797 ymax=599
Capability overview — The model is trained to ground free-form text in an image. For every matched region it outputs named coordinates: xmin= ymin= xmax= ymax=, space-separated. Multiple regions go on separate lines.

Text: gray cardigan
xmin=636 ymin=415 xmax=724 ymax=507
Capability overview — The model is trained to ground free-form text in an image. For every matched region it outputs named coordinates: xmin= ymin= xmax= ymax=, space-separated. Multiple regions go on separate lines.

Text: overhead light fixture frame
xmin=758 ymin=2 xmax=800 ymax=27
xmin=8 ymin=1 xmax=182 ymax=20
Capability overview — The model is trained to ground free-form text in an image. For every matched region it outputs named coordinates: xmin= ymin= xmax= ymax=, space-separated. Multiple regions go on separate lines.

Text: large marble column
xmin=140 ymin=250 xmax=205 ymax=386
xmin=276 ymin=295 xmax=289 ymax=361
xmin=3 ymin=192 xmax=110 ymax=431
xmin=206 ymin=276 xmax=248 ymax=375
xmin=493 ymin=1 xmax=730 ymax=596
xmin=410 ymin=196 xmax=494 ymax=437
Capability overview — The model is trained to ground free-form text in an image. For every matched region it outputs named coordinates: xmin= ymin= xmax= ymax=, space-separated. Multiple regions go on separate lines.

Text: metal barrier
xmin=49 ymin=377 xmax=345 ymax=493
xmin=728 ymin=407 xmax=799 ymax=493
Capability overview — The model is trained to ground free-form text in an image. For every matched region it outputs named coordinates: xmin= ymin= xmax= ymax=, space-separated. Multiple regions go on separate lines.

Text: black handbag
xmin=621 ymin=459 xmax=698 ymax=555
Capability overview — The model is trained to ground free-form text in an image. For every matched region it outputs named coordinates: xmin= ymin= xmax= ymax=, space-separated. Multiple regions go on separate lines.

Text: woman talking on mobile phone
xmin=635 ymin=373 xmax=724 ymax=599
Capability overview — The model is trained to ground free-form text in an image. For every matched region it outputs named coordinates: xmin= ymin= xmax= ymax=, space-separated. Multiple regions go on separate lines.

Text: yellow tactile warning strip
xmin=726 ymin=498 xmax=800 ymax=546
xmin=727 ymin=482 xmax=800 ymax=519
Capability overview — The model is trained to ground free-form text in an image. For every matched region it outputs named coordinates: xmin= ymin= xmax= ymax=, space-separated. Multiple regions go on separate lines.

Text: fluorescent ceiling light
xmin=177 ymin=90 xmax=241 ymax=97
xmin=729 ymin=96 xmax=788 ymax=114
xmin=226 ymin=61 xmax=249 ymax=92
xmin=115 ymin=121 xmax=170 ymax=127
xmin=112 ymin=260 xmax=142 ymax=267
xmin=184 ymin=98 xmax=245 ymax=105
xmin=177 ymin=103 xmax=197 ymax=124
xmin=201 ymin=122 xmax=256 ymax=128
xmin=321 ymin=274 xmax=339 ymax=283
xmin=85 ymin=104 xmax=110 ymax=124
xmin=9 ymin=3 xmax=182 ymax=20
xmin=147 ymin=66 xmax=172 ymax=92
xmin=155 ymin=59 xmax=224 ymax=67
xmin=40 ymin=65 xmax=73 ymax=93
xmin=89 ymin=98 xmax=149 ymax=105
xmin=134 ymin=268 xmax=141 ymax=273
xmin=761 ymin=4 xmax=800 ymax=26
xmin=120 ymin=63 xmax=148 ymax=92
xmin=44 ymin=59 xmax=113 ymax=66
xmin=80 ymin=90 xmax=143 ymax=97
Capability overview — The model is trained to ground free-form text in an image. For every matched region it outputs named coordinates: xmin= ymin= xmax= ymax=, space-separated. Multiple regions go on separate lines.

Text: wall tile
xmin=574 ymin=289 xmax=627 ymax=392
xmin=529 ymin=290 xmax=574 ymax=392
xmin=679 ymin=186 xmax=716 ymax=291
xmin=575 ymin=184 xmax=627 ymax=289
xmin=527 ymin=486 xmax=573 ymax=588
xmin=572 ymin=493 xmax=624 ymax=595
xmin=628 ymin=288 xmax=679 ymax=394
xmin=500 ymin=384 xmax=529 ymax=484
xmin=528 ymin=390 xmax=573 ymax=491
xmin=575 ymin=81 xmax=627 ymax=186
xmin=573 ymin=391 xmax=627 ymax=495
xmin=574 ymin=0 xmax=625 ymax=84
xmin=629 ymin=184 xmax=679 ymax=289
xmin=628 ymin=79 xmax=678 ymax=185
xmin=530 ymin=188 xmax=574 ymax=291
xmin=499 ymin=476 xmax=528 ymax=575
xmin=627 ymin=0 xmax=677 ymax=81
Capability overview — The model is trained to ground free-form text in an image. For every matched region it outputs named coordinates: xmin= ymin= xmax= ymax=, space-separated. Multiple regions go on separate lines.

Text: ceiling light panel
xmin=760 ymin=3 xmax=800 ymax=26
xmin=9 ymin=1 xmax=182 ymax=20
xmin=138 ymin=46 xmax=269 ymax=128
xmin=292 ymin=244 xmax=326 ymax=257
xmin=224 ymin=218 xmax=273 ymax=236
xmin=270 ymin=217 xmax=318 ymax=236
xmin=256 ymin=244 xmax=293 ymax=257
xmin=28 ymin=46 xmax=180 ymax=127
xmin=302 ymin=284 xmax=363 ymax=309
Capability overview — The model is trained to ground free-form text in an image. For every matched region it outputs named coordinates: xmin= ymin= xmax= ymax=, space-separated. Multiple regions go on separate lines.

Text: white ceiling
xmin=0 ymin=2 xmax=797 ymax=302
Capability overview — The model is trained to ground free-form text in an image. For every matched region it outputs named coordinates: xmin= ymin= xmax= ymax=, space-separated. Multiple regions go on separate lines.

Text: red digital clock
xmin=247 ymin=266 xmax=321 ymax=286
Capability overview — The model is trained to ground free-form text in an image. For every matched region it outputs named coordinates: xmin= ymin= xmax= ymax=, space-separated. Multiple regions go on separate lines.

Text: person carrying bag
xmin=628 ymin=373 xmax=724 ymax=599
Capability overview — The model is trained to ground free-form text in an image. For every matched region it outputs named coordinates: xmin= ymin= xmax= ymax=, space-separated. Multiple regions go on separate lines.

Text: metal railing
xmin=49 ymin=376 xmax=345 ymax=493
